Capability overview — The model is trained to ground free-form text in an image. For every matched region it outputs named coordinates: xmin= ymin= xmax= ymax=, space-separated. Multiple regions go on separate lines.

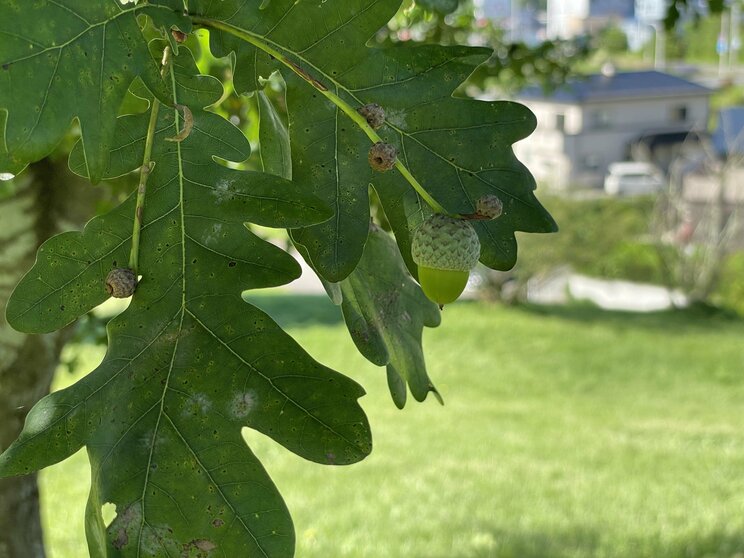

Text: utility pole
xmin=730 ymin=1 xmax=741 ymax=69
xmin=654 ymin=23 xmax=666 ymax=69
xmin=719 ymin=8 xmax=730 ymax=77
xmin=636 ymin=0 xmax=667 ymax=67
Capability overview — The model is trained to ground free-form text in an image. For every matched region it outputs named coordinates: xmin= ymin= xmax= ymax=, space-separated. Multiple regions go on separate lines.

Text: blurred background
xmin=2 ymin=1 xmax=744 ymax=557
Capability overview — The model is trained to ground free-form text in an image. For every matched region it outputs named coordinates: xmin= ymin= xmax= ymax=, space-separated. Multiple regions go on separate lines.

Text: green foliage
xmin=382 ymin=0 xmax=590 ymax=95
xmin=0 ymin=1 xmax=555 ymax=555
xmin=713 ymin=252 xmax=744 ymax=315
xmin=336 ymin=225 xmax=442 ymax=408
xmin=4 ymin=48 xmax=369 ymax=556
xmin=598 ymin=24 xmax=629 ymax=54
xmin=711 ymin=84 xmax=744 ymax=113
xmin=509 ymin=196 xmax=659 ymax=284
xmin=666 ymin=4 xmax=744 ymax=63
xmin=682 ymin=14 xmax=726 ymax=62
xmin=415 ymin=0 xmax=460 ymax=14
xmin=596 ymin=241 xmax=668 ymax=285
xmin=0 ymin=1 xmax=188 ymax=181
xmin=194 ymin=0 xmax=555 ymax=279
xmin=665 ymin=0 xmax=726 ymax=30
xmin=492 ymin=195 xmax=744 ymax=316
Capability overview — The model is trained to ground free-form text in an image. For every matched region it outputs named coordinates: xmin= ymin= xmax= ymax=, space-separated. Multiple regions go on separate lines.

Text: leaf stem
xmin=129 ymin=47 xmax=172 ymax=273
xmin=190 ymin=16 xmax=448 ymax=215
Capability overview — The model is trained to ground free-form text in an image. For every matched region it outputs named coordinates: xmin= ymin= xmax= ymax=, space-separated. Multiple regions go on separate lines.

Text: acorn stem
xmin=129 ymin=46 xmax=172 ymax=274
xmin=191 ymin=16 xmax=449 ymax=215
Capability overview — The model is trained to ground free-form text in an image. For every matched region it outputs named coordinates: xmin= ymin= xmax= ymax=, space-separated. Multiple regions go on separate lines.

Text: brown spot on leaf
xmin=171 ymin=29 xmax=188 ymax=43
xmin=109 ymin=503 xmax=141 ymax=549
xmin=113 ymin=529 xmax=128 ymax=550
xmin=182 ymin=539 xmax=217 ymax=557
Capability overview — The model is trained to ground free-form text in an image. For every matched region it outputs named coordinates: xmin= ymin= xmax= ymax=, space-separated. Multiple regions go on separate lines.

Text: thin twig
xmin=128 ymin=46 xmax=173 ymax=273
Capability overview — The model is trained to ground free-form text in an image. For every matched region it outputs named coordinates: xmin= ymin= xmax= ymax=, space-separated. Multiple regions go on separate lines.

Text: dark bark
xmin=0 ymin=332 xmax=72 ymax=558
xmin=0 ymin=158 xmax=98 ymax=558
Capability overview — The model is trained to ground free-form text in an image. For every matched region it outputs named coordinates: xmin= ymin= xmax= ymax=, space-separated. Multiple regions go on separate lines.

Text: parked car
xmin=604 ymin=162 xmax=665 ymax=196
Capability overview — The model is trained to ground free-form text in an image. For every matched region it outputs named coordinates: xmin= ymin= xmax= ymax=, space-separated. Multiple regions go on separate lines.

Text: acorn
xmin=105 ymin=268 xmax=138 ymax=298
xmin=411 ymin=214 xmax=481 ymax=306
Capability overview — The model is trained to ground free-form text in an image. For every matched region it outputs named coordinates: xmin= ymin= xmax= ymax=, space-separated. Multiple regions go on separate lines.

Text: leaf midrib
xmin=128 ymin=63 xmax=364 ymax=554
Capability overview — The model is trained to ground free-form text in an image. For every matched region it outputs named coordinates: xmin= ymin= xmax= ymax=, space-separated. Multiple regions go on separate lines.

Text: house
xmin=512 ymin=69 xmax=713 ymax=190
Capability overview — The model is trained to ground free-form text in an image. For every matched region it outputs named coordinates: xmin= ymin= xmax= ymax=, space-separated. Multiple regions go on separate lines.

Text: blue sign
xmin=718 ymin=34 xmax=729 ymax=55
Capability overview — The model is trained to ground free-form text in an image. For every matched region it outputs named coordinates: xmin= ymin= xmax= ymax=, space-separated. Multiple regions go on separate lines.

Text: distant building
xmin=635 ymin=0 xmax=667 ymax=23
xmin=512 ymin=69 xmax=712 ymax=189
xmin=546 ymin=0 xmax=634 ymax=39
xmin=477 ymin=0 xmax=545 ymax=44
xmin=475 ymin=0 xmax=510 ymax=19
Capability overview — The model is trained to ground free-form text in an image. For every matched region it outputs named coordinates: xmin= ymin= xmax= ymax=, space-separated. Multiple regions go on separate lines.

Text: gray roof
xmin=590 ymin=0 xmax=634 ymax=17
xmin=712 ymin=107 xmax=744 ymax=157
xmin=517 ymin=71 xmax=712 ymax=103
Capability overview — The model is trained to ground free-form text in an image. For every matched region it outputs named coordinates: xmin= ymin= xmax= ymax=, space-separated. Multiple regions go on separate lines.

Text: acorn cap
xmin=411 ymin=214 xmax=481 ymax=272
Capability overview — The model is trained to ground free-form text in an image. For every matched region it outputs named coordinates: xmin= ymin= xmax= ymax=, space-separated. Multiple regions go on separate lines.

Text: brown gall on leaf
xmin=460 ymin=194 xmax=505 ymax=221
xmin=476 ymin=194 xmax=504 ymax=220
xmin=358 ymin=103 xmax=386 ymax=129
xmin=105 ymin=268 xmax=138 ymax=298
xmin=368 ymin=142 xmax=397 ymax=172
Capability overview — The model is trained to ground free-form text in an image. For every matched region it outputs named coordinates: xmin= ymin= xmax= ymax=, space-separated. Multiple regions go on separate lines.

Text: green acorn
xmin=411 ymin=214 xmax=481 ymax=306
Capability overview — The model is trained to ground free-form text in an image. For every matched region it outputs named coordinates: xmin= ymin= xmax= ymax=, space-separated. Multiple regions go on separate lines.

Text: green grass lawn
xmin=40 ymin=297 xmax=744 ymax=558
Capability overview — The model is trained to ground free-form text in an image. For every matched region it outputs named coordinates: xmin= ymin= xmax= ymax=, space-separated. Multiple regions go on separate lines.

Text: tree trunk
xmin=0 ymin=158 xmax=97 ymax=558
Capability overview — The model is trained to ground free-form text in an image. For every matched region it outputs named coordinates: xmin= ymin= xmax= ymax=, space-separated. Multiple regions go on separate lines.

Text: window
xmin=671 ymin=105 xmax=688 ymax=122
xmin=590 ymin=109 xmax=611 ymax=129
xmin=581 ymin=154 xmax=600 ymax=171
xmin=555 ymin=113 xmax=565 ymax=132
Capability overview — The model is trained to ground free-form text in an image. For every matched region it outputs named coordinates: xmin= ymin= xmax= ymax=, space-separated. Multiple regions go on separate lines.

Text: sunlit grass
xmin=41 ymin=297 xmax=744 ymax=557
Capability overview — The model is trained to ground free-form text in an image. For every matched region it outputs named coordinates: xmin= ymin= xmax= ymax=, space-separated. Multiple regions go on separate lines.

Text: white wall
xmin=580 ymin=95 xmax=709 ymax=132
xmin=514 ymin=94 xmax=710 ymax=189
xmin=547 ymin=0 xmax=590 ymax=39
xmin=513 ymin=100 xmax=574 ymax=189
xmin=636 ymin=0 xmax=667 ymax=23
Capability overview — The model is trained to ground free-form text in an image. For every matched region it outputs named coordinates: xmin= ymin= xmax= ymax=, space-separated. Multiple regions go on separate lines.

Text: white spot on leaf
xmin=230 ymin=391 xmax=257 ymax=419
